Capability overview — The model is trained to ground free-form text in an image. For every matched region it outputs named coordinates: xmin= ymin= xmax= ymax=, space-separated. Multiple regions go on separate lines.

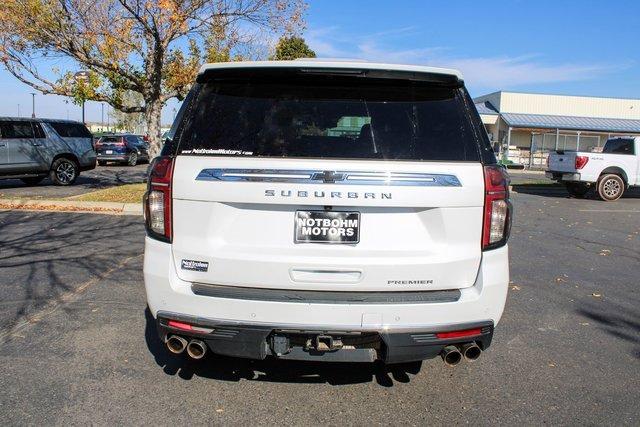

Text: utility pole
xmin=74 ymin=70 xmax=90 ymax=124
xmin=101 ymin=103 xmax=105 ymax=131
xmin=31 ymin=93 xmax=36 ymax=118
xmin=17 ymin=104 xmax=21 ymax=117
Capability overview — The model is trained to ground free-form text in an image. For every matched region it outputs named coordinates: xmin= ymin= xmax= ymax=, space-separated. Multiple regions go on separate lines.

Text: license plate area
xmin=295 ymin=211 xmax=360 ymax=244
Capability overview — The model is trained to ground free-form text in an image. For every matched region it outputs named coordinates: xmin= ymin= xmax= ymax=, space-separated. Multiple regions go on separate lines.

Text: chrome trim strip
xmin=191 ymin=283 xmax=461 ymax=304
xmin=196 ymin=169 xmax=461 ymax=186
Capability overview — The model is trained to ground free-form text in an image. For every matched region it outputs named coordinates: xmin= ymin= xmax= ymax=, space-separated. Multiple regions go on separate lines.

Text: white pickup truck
xmin=546 ymin=137 xmax=640 ymax=201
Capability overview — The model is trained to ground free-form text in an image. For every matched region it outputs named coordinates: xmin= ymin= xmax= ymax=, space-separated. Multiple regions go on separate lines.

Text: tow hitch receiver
xmin=311 ymin=335 xmax=343 ymax=351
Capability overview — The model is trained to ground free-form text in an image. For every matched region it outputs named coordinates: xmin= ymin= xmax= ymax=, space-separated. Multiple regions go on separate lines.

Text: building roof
xmin=501 ymin=112 xmax=640 ymax=133
xmin=475 ymin=101 xmax=498 ymax=115
xmin=481 ymin=90 xmax=640 ymax=102
xmin=198 ymin=59 xmax=464 ymax=80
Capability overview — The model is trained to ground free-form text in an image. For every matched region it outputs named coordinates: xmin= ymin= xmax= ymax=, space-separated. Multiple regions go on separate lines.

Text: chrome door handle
xmin=0 ymin=143 xmax=6 ymax=147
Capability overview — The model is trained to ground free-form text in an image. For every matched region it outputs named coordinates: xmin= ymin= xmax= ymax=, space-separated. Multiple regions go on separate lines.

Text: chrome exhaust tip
xmin=441 ymin=345 xmax=462 ymax=366
xmin=165 ymin=335 xmax=188 ymax=354
xmin=461 ymin=343 xmax=482 ymax=362
xmin=186 ymin=339 xmax=207 ymax=360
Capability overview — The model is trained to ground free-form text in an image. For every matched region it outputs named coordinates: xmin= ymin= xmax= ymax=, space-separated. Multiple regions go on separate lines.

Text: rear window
xmin=177 ymin=76 xmax=484 ymax=162
xmin=603 ymin=138 xmax=635 ymax=155
xmin=100 ymin=136 xmax=122 ymax=143
xmin=49 ymin=122 xmax=93 ymax=138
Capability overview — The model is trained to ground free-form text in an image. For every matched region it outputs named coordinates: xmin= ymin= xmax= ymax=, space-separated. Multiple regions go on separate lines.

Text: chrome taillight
xmin=144 ymin=156 xmax=174 ymax=242
xmin=147 ymin=190 xmax=166 ymax=234
xmin=482 ymin=165 xmax=512 ymax=250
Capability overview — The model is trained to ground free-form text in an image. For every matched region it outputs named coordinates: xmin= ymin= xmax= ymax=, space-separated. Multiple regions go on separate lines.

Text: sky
xmin=1 ymin=0 xmax=639 ymax=125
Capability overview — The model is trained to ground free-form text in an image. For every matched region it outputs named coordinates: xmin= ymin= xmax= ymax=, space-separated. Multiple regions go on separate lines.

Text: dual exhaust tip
xmin=441 ymin=343 xmax=482 ymax=366
xmin=165 ymin=335 xmax=207 ymax=360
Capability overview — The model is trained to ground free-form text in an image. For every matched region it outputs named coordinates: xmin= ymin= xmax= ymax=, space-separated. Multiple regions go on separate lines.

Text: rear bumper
xmin=78 ymin=151 xmax=96 ymax=171
xmin=96 ymin=154 xmax=129 ymax=161
xmin=144 ymin=237 xmax=509 ymax=362
xmin=156 ymin=313 xmax=494 ymax=363
xmin=546 ymin=171 xmax=581 ymax=181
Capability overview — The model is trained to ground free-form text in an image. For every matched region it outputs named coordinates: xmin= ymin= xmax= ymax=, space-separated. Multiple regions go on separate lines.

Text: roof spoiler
xmin=197 ymin=67 xmax=463 ymax=87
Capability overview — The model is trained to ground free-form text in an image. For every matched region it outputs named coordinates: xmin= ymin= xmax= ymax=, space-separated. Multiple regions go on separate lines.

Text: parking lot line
xmin=578 ymin=209 xmax=640 ymax=213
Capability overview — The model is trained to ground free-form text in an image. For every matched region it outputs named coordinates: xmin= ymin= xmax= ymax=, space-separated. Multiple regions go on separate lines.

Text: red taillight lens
xmin=575 ymin=155 xmax=589 ymax=170
xmin=436 ymin=328 xmax=482 ymax=339
xmin=145 ymin=156 xmax=174 ymax=241
xmin=482 ymin=165 xmax=512 ymax=250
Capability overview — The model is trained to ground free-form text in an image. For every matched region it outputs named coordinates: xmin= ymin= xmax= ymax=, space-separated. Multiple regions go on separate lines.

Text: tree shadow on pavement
xmin=144 ymin=308 xmax=422 ymax=387
xmin=577 ymin=302 xmax=640 ymax=359
xmin=0 ymin=210 xmax=143 ymax=339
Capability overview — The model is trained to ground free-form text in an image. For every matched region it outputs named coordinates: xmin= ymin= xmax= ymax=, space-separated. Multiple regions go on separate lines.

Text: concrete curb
xmin=0 ymin=199 xmax=143 ymax=216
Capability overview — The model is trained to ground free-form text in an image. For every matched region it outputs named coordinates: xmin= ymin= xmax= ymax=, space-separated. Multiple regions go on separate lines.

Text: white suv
xmin=143 ymin=60 xmax=512 ymax=366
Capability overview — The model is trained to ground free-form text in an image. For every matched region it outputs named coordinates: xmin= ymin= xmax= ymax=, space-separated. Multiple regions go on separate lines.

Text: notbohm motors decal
xmin=181 ymin=259 xmax=209 ymax=272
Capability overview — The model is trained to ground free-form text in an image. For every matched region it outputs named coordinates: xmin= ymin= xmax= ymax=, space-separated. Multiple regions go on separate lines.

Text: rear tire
xmin=564 ymin=182 xmax=590 ymax=198
xmin=21 ymin=176 xmax=46 ymax=186
xmin=50 ymin=158 xmax=79 ymax=186
xmin=596 ymin=174 xmax=625 ymax=201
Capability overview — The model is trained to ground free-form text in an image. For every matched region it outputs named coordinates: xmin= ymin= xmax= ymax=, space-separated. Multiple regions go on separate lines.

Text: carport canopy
xmin=501 ymin=113 xmax=640 ymax=134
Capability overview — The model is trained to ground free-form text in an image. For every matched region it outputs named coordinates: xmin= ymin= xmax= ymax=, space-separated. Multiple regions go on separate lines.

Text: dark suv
xmin=0 ymin=117 xmax=95 ymax=186
xmin=95 ymin=134 xmax=150 ymax=166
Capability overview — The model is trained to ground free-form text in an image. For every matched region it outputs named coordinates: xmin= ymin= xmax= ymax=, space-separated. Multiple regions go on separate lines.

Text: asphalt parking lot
xmin=0 ymin=191 xmax=638 ymax=425
xmin=0 ymin=163 xmax=148 ymax=199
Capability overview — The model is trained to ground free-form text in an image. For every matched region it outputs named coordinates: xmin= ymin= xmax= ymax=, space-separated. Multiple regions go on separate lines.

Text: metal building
xmin=474 ymin=91 xmax=640 ymax=168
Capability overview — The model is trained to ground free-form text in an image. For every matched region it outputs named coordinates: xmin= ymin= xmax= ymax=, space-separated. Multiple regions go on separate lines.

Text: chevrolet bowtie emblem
xmin=311 ymin=171 xmax=345 ymax=183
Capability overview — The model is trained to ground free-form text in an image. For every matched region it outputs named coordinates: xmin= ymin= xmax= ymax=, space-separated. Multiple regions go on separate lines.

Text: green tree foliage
xmin=0 ymin=0 xmax=307 ymax=156
xmin=271 ymin=36 xmax=316 ymax=60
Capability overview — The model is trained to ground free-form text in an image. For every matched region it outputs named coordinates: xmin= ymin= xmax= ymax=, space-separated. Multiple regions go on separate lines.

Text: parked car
xmin=546 ymin=137 xmax=639 ymax=200
xmin=95 ymin=134 xmax=150 ymax=166
xmin=0 ymin=117 xmax=95 ymax=186
xmin=143 ymin=60 xmax=512 ymax=366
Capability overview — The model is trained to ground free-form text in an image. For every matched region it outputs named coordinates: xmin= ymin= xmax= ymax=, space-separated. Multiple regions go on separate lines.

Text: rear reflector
xmin=167 ymin=320 xmax=192 ymax=331
xmin=436 ymin=328 xmax=482 ymax=339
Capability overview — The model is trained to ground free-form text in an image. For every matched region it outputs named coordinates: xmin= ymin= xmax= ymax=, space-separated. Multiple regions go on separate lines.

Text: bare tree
xmin=0 ymin=0 xmax=306 ymax=156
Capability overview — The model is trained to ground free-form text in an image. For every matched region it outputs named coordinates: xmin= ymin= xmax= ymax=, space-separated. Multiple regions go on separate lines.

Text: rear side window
xmin=603 ymin=138 xmax=635 ymax=155
xmin=49 ymin=122 xmax=93 ymax=138
xmin=177 ymin=77 xmax=483 ymax=162
xmin=0 ymin=121 xmax=34 ymax=138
